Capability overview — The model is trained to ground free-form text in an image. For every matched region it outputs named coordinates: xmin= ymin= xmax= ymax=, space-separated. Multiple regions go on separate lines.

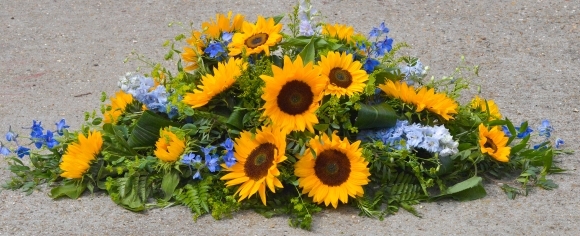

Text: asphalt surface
xmin=1 ymin=0 xmax=579 ymax=235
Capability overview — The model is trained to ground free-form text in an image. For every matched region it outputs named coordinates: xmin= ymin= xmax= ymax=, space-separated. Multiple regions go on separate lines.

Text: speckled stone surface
xmin=1 ymin=0 xmax=579 ymax=235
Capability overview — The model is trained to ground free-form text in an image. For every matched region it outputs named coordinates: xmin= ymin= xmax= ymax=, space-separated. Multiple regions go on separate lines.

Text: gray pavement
xmin=1 ymin=0 xmax=579 ymax=235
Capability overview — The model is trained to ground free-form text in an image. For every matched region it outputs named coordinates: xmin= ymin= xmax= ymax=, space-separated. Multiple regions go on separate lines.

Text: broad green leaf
xmin=435 ymin=176 xmax=487 ymax=201
xmin=354 ymin=103 xmax=397 ymax=129
xmin=50 ymin=180 xmax=87 ymax=199
xmin=298 ymin=37 xmax=315 ymax=65
xmin=128 ymin=111 xmax=180 ymax=148
xmin=161 ymin=170 xmax=180 ymax=201
xmin=226 ymin=109 xmax=246 ymax=131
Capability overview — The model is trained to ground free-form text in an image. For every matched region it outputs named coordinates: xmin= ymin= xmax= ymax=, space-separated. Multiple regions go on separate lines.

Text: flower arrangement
xmin=1 ymin=0 xmax=571 ymax=230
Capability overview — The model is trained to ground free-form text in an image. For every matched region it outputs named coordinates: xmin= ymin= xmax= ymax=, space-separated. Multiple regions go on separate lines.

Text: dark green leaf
xmin=354 ymin=103 xmax=397 ymax=129
xmin=298 ymin=37 xmax=315 ymax=65
xmin=161 ymin=170 xmax=180 ymax=201
xmin=435 ymin=176 xmax=487 ymax=201
xmin=128 ymin=110 xmax=180 ymax=148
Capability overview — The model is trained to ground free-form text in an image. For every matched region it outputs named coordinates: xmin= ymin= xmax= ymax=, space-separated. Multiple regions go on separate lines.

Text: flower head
xmin=515 ymin=123 xmax=533 ymax=139
xmin=362 ymin=58 xmax=380 ymax=74
xmin=323 ymin=23 xmax=354 ymax=43
xmin=16 ymin=146 xmax=30 ymax=158
xmin=154 ymin=127 xmax=186 ymax=162
xmin=260 ymin=55 xmax=326 ymax=133
xmin=538 ymin=119 xmax=554 ymax=138
xmin=220 ymin=126 xmax=287 ymax=205
xmin=318 ymin=51 xmax=368 ymax=97
xmin=181 ymin=31 xmax=205 ymax=72
xmin=295 ymin=132 xmax=370 ymax=208
xmin=59 ymin=130 xmax=103 ymax=178
xmin=183 ymin=57 xmax=247 ymax=108
xmin=379 ymin=80 xmax=458 ymax=120
xmin=221 ymin=138 xmax=236 ymax=167
xmin=228 ymin=16 xmax=283 ymax=56
xmin=471 ymin=96 xmax=502 ymax=120
xmin=55 ymin=119 xmax=70 ymax=135
xmin=104 ymin=90 xmax=134 ymax=124
xmin=555 ymin=138 xmax=564 ymax=148
xmin=5 ymin=126 xmax=17 ymax=142
xmin=45 ymin=130 xmax=58 ymax=149
xmin=1 ymin=142 xmax=11 ymax=156
xmin=202 ymin=12 xmax=245 ymax=39
xmin=478 ymin=124 xmax=510 ymax=162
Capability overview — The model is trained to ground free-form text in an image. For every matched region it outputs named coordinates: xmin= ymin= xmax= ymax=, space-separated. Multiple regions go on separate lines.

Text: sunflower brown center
xmin=244 ymin=143 xmax=276 ymax=180
xmin=329 ymin=68 xmax=353 ymax=88
xmin=314 ymin=149 xmax=351 ymax=186
xmin=277 ymin=80 xmax=314 ymax=115
xmin=484 ymin=138 xmax=498 ymax=152
xmin=245 ymin=33 xmax=269 ymax=49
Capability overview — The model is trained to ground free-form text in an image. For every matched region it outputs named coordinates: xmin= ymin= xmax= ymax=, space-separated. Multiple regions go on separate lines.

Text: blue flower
xmin=405 ymin=130 xmax=424 ymax=148
xmin=373 ymin=37 xmax=393 ymax=57
xmin=30 ymin=120 xmax=44 ymax=139
xmin=501 ymin=125 xmax=512 ymax=137
xmin=419 ymin=136 xmax=440 ymax=153
xmin=221 ymin=138 xmax=234 ymax=151
xmin=363 ymin=58 xmax=380 ymax=74
xmin=55 ymin=119 xmax=70 ymax=135
xmin=538 ymin=119 xmax=554 ymax=138
xmin=182 ymin=153 xmax=201 ymax=166
xmin=0 ymin=142 xmax=10 ymax=156
xmin=5 ymin=126 xmax=18 ymax=142
xmin=192 ymin=170 xmax=202 ymax=180
xmin=515 ymin=123 xmax=533 ymax=139
xmin=16 ymin=146 xmax=30 ymax=158
xmin=369 ymin=22 xmax=390 ymax=37
xmin=205 ymin=154 xmax=220 ymax=173
xmin=555 ymin=138 xmax=564 ymax=149
xmin=204 ymin=42 xmax=225 ymax=58
xmin=222 ymin=32 xmax=233 ymax=43
xmin=45 ymin=130 xmax=58 ymax=149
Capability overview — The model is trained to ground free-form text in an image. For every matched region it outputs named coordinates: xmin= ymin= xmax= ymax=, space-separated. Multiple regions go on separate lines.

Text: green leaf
xmin=161 ymin=170 xmax=180 ymax=201
xmin=298 ymin=37 xmax=315 ymax=65
xmin=226 ymin=109 xmax=246 ymax=131
xmin=272 ymin=14 xmax=284 ymax=24
xmin=435 ymin=176 xmax=487 ymax=201
xmin=354 ymin=103 xmax=397 ymax=129
xmin=128 ymin=110 xmax=180 ymax=148
xmin=50 ymin=180 xmax=87 ymax=199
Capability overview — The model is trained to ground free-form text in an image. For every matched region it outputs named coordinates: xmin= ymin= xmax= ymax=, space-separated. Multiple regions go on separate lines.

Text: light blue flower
xmin=205 ymin=154 xmax=220 ymax=173
xmin=538 ymin=119 xmax=554 ymax=138
xmin=0 ymin=142 xmax=10 ymax=156
xmin=5 ymin=126 xmax=17 ymax=142
xmin=192 ymin=170 xmax=202 ymax=180
xmin=30 ymin=120 xmax=44 ymax=140
xmin=405 ymin=130 xmax=424 ymax=148
xmin=55 ymin=119 xmax=70 ymax=135
xmin=419 ymin=136 xmax=440 ymax=153
xmin=555 ymin=138 xmax=564 ymax=148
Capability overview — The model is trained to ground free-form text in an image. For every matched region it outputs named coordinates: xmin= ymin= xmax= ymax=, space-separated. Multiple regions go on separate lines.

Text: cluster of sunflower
xmin=2 ymin=1 xmax=566 ymax=230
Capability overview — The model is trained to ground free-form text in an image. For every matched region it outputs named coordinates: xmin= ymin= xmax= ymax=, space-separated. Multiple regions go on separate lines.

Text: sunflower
xmin=103 ymin=90 xmax=134 ymax=124
xmin=228 ymin=16 xmax=283 ymax=56
xmin=260 ymin=55 xmax=326 ymax=133
xmin=378 ymin=80 xmax=458 ymax=120
xmin=295 ymin=132 xmax=370 ymax=208
xmin=478 ymin=124 xmax=511 ymax=162
xmin=471 ymin=96 xmax=502 ymax=120
xmin=154 ymin=127 xmax=186 ymax=162
xmin=220 ymin=126 xmax=287 ymax=205
xmin=318 ymin=51 xmax=368 ymax=97
xmin=181 ymin=30 xmax=205 ymax=72
xmin=202 ymin=11 xmax=245 ymax=39
xmin=182 ymin=57 xmax=247 ymax=108
xmin=323 ymin=23 xmax=355 ymax=43
xmin=59 ymin=130 xmax=103 ymax=179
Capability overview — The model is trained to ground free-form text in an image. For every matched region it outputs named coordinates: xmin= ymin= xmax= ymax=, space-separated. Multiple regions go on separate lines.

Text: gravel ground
xmin=1 ymin=0 xmax=579 ymax=235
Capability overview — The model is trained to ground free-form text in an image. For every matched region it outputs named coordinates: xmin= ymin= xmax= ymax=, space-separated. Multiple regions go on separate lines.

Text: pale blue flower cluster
xmin=117 ymin=73 xmax=178 ymax=118
xmin=400 ymin=60 xmax=426 ymax=85
xmin=358 ymin=120 xmax=459 ymax=157
xmin=297 ymin=0 xmax=320 ymax=36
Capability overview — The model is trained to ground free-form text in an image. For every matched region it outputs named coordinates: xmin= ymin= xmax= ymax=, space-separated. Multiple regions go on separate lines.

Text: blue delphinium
xmin=118 ymin=73 xmax=177 ymax=118
xmin=204 ymin=41 xmax=225 ymax=58
xmin=555 ymin=138 xmax=564 ymax=148
xmin=15 ymin=146 xmax=30 ymax=158
xmin=0 ymin=142 xmax=10 ymax=156
xmin=182 ymin=153 xmax=203 ymax=180
xmin=515 ymin=124 xmax=533 ymax=139
xmin=400 ymin=60 xmax=426 ymax=85
xmin=358 ymin=120 xmax=459 ymax=157
xmin=297 ymin=0 xmax=320 ymax=36
xmin=222 ymin=32 xmax=233 ymax=44
xmin=221 ymin=138 xmax=236 ymax=168
xmin=363 ymin=58 xmax=380 ymax=74
xmin=501 ymin=125 xmax=512 ymax=137
xmin=44 ymin=130 xmax=59 ymax=149
xmin=5 ymin=126 xmax=17 ymax=142
xmin=55 ymin=118 xmax=70 ymax=135
xmin=538 ymin=119 xmax=554 ymax=138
